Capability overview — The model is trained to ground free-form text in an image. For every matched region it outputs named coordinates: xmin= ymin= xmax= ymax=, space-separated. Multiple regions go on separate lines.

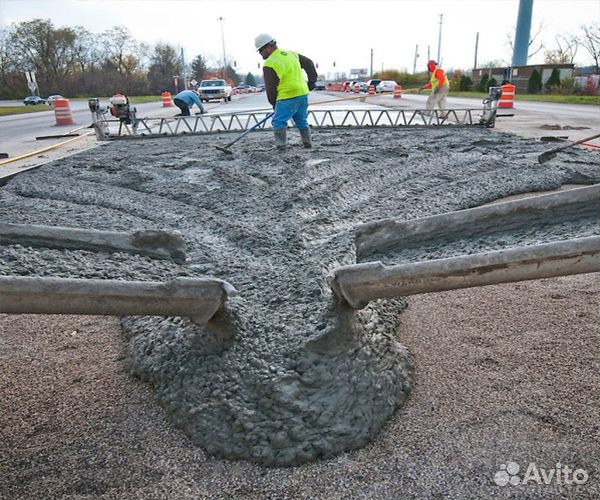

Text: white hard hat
xmin=255 ymin=33 xmax=275 ymax=51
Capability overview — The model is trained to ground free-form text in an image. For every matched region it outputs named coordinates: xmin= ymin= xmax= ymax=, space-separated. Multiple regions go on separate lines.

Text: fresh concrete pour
xmin=0 ymin=127 xmax=598 ymax=466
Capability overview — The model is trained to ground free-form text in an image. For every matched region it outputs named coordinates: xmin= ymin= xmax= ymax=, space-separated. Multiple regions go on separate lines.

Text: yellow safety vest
xmin=429 ymin=67 xmax=449 ymax=89
xmin=263 ymin=48 xmax=309 ymax=100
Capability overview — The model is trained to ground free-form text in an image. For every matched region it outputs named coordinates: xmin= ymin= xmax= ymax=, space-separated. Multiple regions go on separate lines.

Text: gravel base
xmin=1 ymin=273 xmax=597 ymax=499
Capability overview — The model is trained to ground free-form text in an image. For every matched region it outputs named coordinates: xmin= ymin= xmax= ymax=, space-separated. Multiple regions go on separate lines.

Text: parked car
xmin=23 ymin=95 xmax=46 ymax=105
xmin=314 ymin=77 xmax=326 ymax=90
xmin=46 ymin=94 xmax=65 ymax=105
xmin=377 ymin=80 xmax=398 ymax=93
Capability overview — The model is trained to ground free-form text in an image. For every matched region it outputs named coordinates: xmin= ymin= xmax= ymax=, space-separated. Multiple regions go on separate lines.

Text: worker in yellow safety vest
xmin=255 ymin=33 xmax=318 ymax=151
xmin=420 ymin=60 xmax=449 ymax=113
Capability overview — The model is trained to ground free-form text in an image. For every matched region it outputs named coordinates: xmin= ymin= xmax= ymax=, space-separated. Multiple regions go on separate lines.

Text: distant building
xmin=471 ymin=64 xmax=574 ymax=93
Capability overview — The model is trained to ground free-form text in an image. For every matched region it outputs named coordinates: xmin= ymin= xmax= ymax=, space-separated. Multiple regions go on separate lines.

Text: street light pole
xmin=413 ymin=44 xmax=419 ymax=74
xmin=218 ymin=16 xmax=227 ymax=79
xmin=437 ymin=13 xmax=443 ymax=63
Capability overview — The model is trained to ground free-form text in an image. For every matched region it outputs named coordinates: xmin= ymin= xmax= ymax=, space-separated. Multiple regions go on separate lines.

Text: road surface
xmin=1 ymin=92 xmax=598 ymax=182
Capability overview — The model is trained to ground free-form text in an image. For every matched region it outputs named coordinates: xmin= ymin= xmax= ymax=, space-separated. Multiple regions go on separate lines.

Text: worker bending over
xmin=173 ymin=89 xmax=206 ymax=116
xmin=421 ymin=60 xmax=449 ymax=114
xmin=255 ymin=33 xmax=317 ymax=150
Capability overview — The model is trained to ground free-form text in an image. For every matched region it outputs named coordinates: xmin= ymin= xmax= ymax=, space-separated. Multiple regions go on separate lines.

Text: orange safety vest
xmin=429 ymin=67 xmax=449 ymax=89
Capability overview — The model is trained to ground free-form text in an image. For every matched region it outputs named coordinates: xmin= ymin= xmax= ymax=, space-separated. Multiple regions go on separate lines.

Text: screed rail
xmin=0 ymin=276 xmax=236 ymax=326
xmin=0 ymin=223 xmax=186 ymax=263
xmin=331 ymin=185 xmax=600 ymax=309
xmin=93 ymin=108 xmax=489 ymax=140
xmin=331 ymin=236 xmax=600 ymax=309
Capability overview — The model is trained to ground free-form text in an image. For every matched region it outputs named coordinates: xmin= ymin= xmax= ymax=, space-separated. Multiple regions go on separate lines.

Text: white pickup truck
xmin=198 ymin=79 xmax=232 ymax=103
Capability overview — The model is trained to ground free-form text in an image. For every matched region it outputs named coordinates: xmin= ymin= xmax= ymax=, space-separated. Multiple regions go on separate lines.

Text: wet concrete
xmin=0 ymin=126 xmax=598 ymax=466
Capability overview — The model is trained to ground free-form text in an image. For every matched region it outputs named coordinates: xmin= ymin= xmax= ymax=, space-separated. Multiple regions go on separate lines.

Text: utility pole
xmin=473 ymin=32 xmax=479 ymax=69
xmin=437 ymin=13 xmax=443 ymax=63
xmin=413 ymin=44 xmax=419 ymax=74
xmin=180 ymin=48 xmax=187 ymax=90
xmin=427 ymin=45 xmax=430 ymax=62
xmin=218 ymin=16 xmax=227 ymax=79
xmin=370 ymin=48 xmax=373 ymax=78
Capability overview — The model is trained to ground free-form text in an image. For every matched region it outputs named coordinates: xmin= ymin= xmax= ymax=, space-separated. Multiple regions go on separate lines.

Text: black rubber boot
xmin=274 ymin=129 xmax=287 ymax=151
xmin=299 ymin=128 xmax=312 ymax=148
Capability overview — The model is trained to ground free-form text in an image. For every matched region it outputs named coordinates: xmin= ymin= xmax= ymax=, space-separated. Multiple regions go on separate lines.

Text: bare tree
xmin=506 ymin=22 xmax=545 ymax=63
xmin=99 ymin=26 xmax=148 ymax=76
xmin=544 ymin=34 xmax=579 ymax=64
xmin=581 ymin=23 xmax=600 ymax=71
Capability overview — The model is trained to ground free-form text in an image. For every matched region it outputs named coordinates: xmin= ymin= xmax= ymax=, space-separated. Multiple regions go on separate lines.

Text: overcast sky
xmin=1 ymin=0 xmax=598 ymax=77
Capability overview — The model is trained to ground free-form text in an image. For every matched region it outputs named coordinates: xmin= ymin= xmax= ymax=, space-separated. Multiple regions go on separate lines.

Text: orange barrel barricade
xmin=499 ymin=84 xmax=515 ymax=108
xmin=368 ymin=85 xmax=375 ymax=95
xmin=345 ymin=83 xmax=350 ymax=92
xmin=53 ymin=98 xmax=74 ymax=125
xmin=393 ymin=84 xmax=402 ymax=99
xmin=161 ymin=91 xmax=173 ymax=107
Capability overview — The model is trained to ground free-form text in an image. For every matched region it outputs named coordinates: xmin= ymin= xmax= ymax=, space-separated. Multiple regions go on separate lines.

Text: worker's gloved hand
xmin=307 ymin=81 xmax=316 ymax=91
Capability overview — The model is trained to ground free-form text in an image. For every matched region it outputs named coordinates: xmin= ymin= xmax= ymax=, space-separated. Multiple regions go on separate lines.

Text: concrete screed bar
xmin=0 ymin=223 xmax=187 ymax=263
xmin=0 ymin=276 xmax=236 ymax=327
xmin=331 ymin=185 xmax=600 ymax=309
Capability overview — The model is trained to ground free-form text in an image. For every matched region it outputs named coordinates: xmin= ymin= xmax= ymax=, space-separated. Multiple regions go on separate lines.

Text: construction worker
xmin=420 ymin=60 xmax=449 ymax=113
xmin=173 ymin=89 xmax=206 ymax=116
xmin=255 ymin=33 xmax=317 ymax=150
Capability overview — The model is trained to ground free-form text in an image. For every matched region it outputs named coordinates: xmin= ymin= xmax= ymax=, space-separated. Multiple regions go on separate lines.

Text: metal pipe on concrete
xmin=331 ymin=236 xmax=600 ymax=309
xmin=0 ymin=276 xmax=236 ymax=325
xmin=355 ymin=185 xmax=600 ymax=260
xmin=0 ymin=223 xmax=186 ymax=264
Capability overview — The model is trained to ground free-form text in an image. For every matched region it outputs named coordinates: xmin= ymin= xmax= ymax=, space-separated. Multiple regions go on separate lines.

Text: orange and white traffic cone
xmin=53 ymin=98 xmax=75 ymax=125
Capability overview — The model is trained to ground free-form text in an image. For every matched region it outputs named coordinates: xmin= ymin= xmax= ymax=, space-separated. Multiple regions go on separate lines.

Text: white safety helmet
xmin=255 ymin=33 xmax=275 ymax=51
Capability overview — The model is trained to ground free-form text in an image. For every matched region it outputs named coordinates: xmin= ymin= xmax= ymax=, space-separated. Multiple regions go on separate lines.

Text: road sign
xmin=189 ymin=79 xmax=197 ymax=87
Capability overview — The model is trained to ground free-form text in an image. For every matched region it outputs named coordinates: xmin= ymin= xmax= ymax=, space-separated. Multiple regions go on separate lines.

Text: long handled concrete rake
xmin=215 ymin=112 xmax=275 ymax=154
xmin=538 ymin=132 xmax=600 ymax=164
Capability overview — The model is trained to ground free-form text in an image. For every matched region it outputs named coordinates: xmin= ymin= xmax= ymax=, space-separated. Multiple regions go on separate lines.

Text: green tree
xmin=459 ymin=75 xmax=473 ymax=91
xmin=488 ymin=77 xmax=498 ymax=89
xmin=191 ymin=54 xmax=208 ymax=80
xmin=545 ymin=68 xmax=561 ymax=92
xmin=527 ymin=69 xmax=543 ymax=94
xmin=147 ymin=42 xmax=181 ymax=93
xmin=478 ymin=74 xmax=489 ymax=92
xmin=244 ymin=72 xmax=256 ymax=86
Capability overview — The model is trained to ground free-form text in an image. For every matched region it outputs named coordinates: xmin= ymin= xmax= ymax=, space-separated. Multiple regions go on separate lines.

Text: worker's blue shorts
xmin=272 ymin=95 xmax=309 ymax=129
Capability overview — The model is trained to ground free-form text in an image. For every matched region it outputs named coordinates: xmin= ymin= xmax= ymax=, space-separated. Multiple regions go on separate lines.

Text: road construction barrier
xmin=345 ymin=84 xmax=350 ymax=92
xmin=499 ymin=83 xmax=515 ymax=108
xmin=393 ymin=84 xmax=402 ymax=99
xmin=53 ymin=98 xmax=74 ymax=125
xmin=368 ymin=85 xmax=376 ymax=95
xmin=162 ymin=91 xmax=173 ymax=107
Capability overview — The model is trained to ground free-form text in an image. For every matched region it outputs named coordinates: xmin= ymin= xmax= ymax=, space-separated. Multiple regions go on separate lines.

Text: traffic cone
xmin=53 ymin=98 xmax=75 ymax=125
